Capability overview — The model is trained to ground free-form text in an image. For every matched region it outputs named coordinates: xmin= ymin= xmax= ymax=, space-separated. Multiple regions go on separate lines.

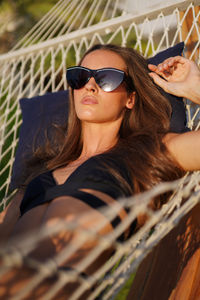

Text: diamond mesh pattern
xmin=0 ymin=1 xmax=200 ymax=299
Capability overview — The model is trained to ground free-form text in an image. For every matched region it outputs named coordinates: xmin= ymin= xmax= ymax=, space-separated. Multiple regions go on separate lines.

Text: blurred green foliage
xmin=0 ymin=0 xmax=58 ymax=53
xmin=114 ymin=273 xmax=135 ymax=300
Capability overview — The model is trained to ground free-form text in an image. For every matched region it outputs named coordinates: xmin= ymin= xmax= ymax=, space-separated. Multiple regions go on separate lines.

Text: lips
xmin=81 ymin=96 xmax=98 ymax=104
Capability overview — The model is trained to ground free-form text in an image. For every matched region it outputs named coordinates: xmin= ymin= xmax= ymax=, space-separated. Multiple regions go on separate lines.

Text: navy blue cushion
xmin=147 ymin=42 xmax=184 ymax=65
xmin=10 ymin=90 xmax=69 ymax=190
xmin=10 ymin=43 xmax=188 ymax=190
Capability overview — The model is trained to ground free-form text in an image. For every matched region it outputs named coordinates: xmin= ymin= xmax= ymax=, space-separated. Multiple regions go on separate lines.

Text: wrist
xmin=184 ymin=75 xmax=200 ymax=105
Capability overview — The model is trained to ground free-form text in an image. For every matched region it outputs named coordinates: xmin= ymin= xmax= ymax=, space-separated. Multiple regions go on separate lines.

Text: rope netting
xmin=0 ymin=0 xmax=200 ymax=299
xmin=1 ymin=174 xmax=200 ymax=299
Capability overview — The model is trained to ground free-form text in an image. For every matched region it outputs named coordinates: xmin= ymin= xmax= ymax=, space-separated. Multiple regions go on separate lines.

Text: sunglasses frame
xmin=66 ymin=66 xmax=133 ymax=92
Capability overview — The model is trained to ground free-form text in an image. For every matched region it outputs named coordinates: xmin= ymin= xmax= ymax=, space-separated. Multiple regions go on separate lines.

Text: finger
xmin=157 ymin=59 xmax=175 ymax=72
xmin=149 ymin=72 xmax=171 ymax=92
xmin=148 ymin=63 xmax=169 ymax=73
xmin=149 ymin=56 xmax=185 ymax=73
xmin=169 ymin=55 xmax=187 ymax=65
xmin=158 ymin=56 xmax=187 ymax=71
xmin=149 ymin=72 xmax=183 ymax=97
xmin=148 ymin=67 xmax=170 ymax=80
xmin=149 ymin=61 xmax=174 ymax=77
xmin=148 ymin=64 xmax=157 ymax=71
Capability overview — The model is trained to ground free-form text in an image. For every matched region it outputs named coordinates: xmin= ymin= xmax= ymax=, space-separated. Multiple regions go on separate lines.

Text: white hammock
xmin=0 ymin=0 xmax=200 ymax=299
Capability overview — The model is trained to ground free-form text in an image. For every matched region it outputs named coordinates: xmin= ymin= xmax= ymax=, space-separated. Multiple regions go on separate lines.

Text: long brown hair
xmin=27 ymin=44 xmax=184 ymax=207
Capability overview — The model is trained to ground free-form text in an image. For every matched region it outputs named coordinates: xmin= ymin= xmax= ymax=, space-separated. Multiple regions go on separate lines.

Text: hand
xmin=148 ymin=56 xmax=200 ymax=105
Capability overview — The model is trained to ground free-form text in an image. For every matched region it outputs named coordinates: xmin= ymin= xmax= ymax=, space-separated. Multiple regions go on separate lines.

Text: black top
xmin=20 ymin=154 xmax=136 ymax=240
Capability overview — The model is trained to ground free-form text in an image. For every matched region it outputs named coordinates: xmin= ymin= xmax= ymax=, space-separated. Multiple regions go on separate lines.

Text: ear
xmin=125 ymin=92 xmax=135 ymax=109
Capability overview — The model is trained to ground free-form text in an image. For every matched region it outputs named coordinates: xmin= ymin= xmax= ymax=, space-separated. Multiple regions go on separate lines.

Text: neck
xmin=80 ymin=121 xmax=121 ymax=159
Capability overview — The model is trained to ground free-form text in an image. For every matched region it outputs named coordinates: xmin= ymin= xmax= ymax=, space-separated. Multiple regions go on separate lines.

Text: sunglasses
xmin=66 ymin=66 xmax=133 ymax=92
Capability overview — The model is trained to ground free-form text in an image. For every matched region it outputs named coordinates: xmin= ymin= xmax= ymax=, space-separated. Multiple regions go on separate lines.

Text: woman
xmin=0 ymin=45 xmax=199 ymax=298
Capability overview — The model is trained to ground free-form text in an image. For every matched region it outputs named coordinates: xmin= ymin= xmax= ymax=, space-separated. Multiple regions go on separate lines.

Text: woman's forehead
xmin=81 ymin=49 xmax=127 ymax=70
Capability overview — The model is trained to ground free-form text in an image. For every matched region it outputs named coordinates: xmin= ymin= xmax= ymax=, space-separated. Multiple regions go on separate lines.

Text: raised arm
xmin=148 ymin=56 xmax=200 ymax=171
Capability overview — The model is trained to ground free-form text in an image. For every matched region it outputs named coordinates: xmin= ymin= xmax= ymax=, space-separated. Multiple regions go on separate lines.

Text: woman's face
xmin=73 ymin=49 xmax=135 ymax=125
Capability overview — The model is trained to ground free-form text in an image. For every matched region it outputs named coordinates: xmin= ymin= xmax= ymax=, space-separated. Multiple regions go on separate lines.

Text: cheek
xmin=102 ymin=93 xmax=128 ymax=113
xmin=73 ymin=90 xmax=82 ymax=112
xmin=73 ymin=89 xmax=81 ymax=103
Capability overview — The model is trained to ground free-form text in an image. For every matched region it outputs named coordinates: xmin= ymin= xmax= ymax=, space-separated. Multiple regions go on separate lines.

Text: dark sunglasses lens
xmin=67 ymin=68 xmax=89 ymax=89
xmin=97 ymin=70 xmax=124 ymax=92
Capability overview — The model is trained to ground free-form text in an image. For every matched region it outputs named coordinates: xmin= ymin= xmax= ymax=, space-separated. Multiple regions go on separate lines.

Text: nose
xmin=84 ymin=76 xmax=98 ymax=92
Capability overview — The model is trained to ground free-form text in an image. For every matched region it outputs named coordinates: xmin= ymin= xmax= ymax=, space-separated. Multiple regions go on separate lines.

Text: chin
xmin=76 ymin=110 xmax=98 ymax=121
